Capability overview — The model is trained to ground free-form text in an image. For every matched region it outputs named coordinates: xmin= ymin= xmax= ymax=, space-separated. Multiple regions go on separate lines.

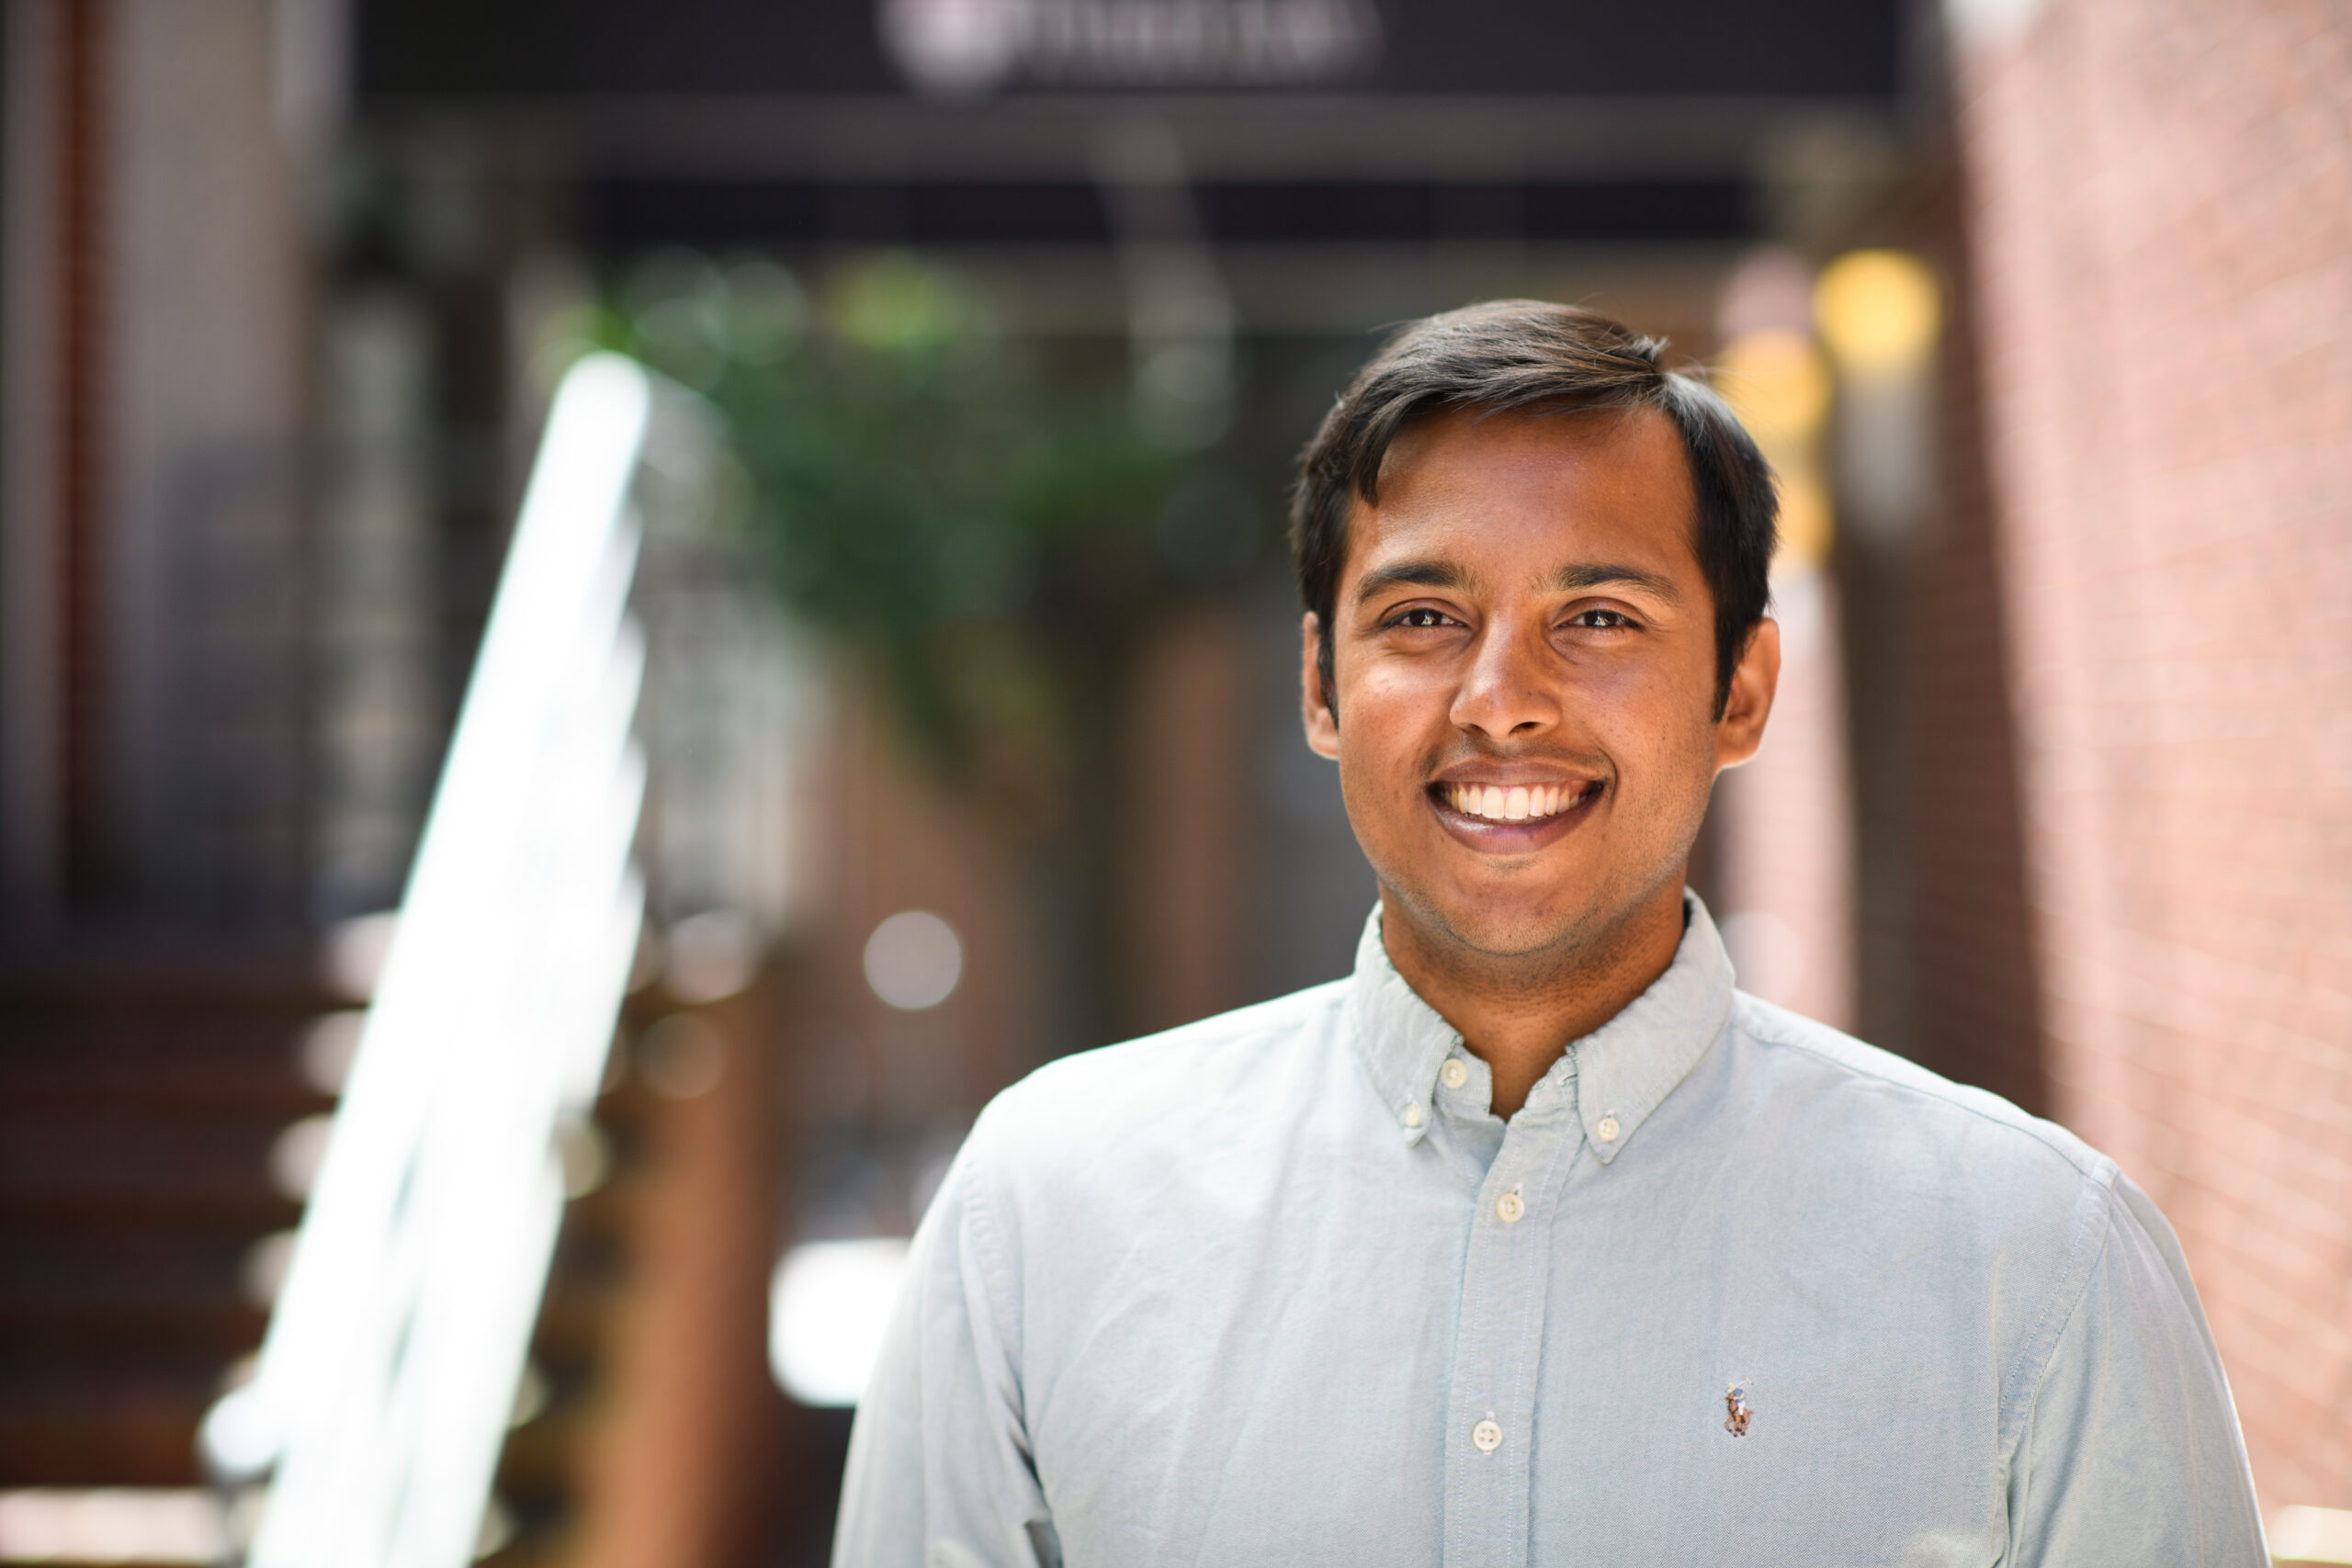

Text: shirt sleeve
xmin=2006 ymin=1174 xmax=2268 ymax=1567
xmin=832 ymin=1122 xmax=1061 ymax=1568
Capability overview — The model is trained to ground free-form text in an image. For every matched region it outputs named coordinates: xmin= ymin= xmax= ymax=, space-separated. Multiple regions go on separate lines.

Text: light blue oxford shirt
xmin=835 ymin=896 xmax=2267 ymax=1566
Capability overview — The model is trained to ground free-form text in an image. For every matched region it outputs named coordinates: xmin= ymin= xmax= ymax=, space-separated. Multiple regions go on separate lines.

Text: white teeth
xmin=1447 ymin=783 xmax=1586 ymax=822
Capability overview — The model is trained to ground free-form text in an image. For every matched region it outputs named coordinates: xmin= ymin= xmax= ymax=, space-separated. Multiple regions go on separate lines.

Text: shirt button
xmin=1440 ymin=1059 xmax=1469 ymax=1090
xmin=1495 ymin=1190 xmax=1524 ymax=1224
xmin=1596 ymin=1112 xmax=1621 ymax=1143
xmin=1472 ymin=1418 xmax=1503 ymax=1452
xmin=1403 ymin=1102 xmax=1423 ymax=1129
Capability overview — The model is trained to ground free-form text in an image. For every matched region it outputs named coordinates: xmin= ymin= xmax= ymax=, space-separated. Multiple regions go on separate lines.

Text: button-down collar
xmin=1345 ymin=907 xmax=1461 ymax=1146
xmin=1345 ymin=892 xmax=1736 ymax=1160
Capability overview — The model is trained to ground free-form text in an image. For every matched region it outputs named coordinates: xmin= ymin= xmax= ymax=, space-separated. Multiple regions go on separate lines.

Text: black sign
xmin=359 ymin=0 xmax=1903 ymax=102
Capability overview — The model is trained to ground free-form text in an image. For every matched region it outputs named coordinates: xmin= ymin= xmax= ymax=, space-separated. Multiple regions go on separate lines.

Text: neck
xmin=1378 ymin=879 xmax=1689 ymax=1119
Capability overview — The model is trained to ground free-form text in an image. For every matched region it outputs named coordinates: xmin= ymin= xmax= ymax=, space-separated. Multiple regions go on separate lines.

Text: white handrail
xmin=201 ymin=354 xmax=661 ymax=1568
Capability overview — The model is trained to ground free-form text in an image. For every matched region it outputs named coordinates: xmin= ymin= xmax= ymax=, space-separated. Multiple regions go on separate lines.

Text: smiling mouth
xmin=1433 ymin=780 xmax=1599 ymax=825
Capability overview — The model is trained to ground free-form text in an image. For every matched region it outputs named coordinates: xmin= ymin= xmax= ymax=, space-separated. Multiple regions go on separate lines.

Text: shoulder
xmin=1721 ymin=996 xmax=2139 ymax=1421
xmin=1728 ymin=990 xmax=2116 ymax=1193
xmin=1719 ymin=992 xmax=2125 ymax=1313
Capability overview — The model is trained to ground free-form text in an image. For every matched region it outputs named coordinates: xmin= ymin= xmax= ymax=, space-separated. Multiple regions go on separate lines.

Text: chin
xmin=1395 ymin=875 xmax=1603 ymax=963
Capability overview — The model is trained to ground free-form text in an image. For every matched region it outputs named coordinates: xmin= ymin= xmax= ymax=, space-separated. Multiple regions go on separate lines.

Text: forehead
xmin=1348 ymin=405 xmax=1701 ymax=583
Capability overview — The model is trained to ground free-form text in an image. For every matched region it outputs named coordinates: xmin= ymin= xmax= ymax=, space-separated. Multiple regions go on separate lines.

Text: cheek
xmin=1355 ymin=650 xmax=1451 ymax=703
xmin=1574 ymin=662 xmax=1720 ymax=790
xmin=1338 ymin=665 xmax=1447 ymax=765
xmin=1566 ymin=622 xmax=1714 ymax=705
xmin=1334 ymin=716 xmax=1418 ymax=809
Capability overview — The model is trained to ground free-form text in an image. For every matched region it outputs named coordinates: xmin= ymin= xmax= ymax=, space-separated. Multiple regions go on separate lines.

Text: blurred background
xmin=1 ymin=0 xmax=2347 ymax=1562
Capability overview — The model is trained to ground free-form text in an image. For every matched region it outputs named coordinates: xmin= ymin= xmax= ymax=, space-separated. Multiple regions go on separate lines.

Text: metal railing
xmin=199 ymin=354 xmax=663 ymax=1568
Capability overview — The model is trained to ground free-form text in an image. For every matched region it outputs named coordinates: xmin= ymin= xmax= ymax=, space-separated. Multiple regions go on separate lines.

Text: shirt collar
xmin=1346 ymin=891 xmax=1736 ymax=1161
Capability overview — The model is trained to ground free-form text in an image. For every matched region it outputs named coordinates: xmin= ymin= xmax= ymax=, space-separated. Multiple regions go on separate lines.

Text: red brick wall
xmin=1951 ymin=0 xmax=2352 ymax=1510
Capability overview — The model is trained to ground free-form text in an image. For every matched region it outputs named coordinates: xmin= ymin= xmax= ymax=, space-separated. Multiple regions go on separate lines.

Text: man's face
xmin=1303 ymin=405 xmax=1777 ymax=964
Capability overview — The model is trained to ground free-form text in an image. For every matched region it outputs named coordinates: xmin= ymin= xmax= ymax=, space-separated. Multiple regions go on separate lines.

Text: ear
xmin=1302 ymin=612 xmax=1340 ymax=759
xmin=1713 ymin=616 xmax=1781 ymax=772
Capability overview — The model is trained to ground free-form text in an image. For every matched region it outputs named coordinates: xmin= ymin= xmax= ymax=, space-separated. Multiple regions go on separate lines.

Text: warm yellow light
xmin=1814 ymin=250 xmax=1940 ymax=376
xmin=1714 ymin=329 xmax=1834 ymax=571
xmin=1715 ymin=330 xmax=1832 ymax=442
xmin=1775 ymin=470 xmax=1834 ymax=571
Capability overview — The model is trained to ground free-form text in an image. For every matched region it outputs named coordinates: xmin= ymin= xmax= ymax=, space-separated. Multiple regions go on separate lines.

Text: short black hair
xmin=1290 ymin=299 xmax=1777 ymax=719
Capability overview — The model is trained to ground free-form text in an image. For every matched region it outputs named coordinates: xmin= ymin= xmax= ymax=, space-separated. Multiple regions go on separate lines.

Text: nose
xmin=1448 ymin=617 xmax=1560 ymax=740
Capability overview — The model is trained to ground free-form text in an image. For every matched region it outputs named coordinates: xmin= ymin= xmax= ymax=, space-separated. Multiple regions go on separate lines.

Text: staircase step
xmin=0 ymin=1107 xmax=294 ymax=1223
xmin=0 ymin=943 xmax=322 ymax=1489
xmin=0 ymin=1373 xmax=218 ymax=1487
xmin=0 ymin=932 xmax=652 ymax=1562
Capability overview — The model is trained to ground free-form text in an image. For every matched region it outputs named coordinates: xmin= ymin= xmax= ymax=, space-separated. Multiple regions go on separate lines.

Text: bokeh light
xmin=768 ymin=1238 xmax=914 ymax=1407
xmin=862 ymin=911 xmax=966 ymax=1011
xmin=1812 ymin=250 xmax=1941 ymax=378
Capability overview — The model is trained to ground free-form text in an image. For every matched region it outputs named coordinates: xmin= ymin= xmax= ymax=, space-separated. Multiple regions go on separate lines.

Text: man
xmin=835 ymin=302 xmax=2265 ymax=1564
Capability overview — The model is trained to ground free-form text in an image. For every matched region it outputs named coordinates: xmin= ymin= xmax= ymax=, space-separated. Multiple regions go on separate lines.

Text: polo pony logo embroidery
xmin=1724 ymin=1383 xmax=1753 ymax=1437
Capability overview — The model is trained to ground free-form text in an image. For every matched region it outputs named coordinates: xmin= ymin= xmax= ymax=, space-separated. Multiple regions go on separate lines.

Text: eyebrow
xmin=1542 ymin=562 xmax=1682 ymax=602
xmin=1352 ymin=557 xmax=1685 ymax=608
xmin=1351 ymin=559 xmax=1471 ymax=605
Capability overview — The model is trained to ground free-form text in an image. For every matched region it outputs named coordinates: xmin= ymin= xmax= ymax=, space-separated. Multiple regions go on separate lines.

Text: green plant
xmin=586 ymin=250 xmax=1194 ymax=830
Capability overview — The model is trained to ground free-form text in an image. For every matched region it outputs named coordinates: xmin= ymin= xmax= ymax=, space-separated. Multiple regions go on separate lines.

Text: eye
xmin=1385 ymin=606 xmax=1460 ymax=630
xmin=1566 ymin=608 xmax=1636 ymax=631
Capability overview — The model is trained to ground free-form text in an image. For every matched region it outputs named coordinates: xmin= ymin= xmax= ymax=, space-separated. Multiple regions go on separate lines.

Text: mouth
xmin=1427 ymin=776 xmax=1603 ymax=851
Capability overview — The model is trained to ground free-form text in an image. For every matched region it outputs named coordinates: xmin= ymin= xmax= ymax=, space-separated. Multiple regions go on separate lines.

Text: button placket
xmin=1442 ymin=1105 xmax=1574 ymax=1568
